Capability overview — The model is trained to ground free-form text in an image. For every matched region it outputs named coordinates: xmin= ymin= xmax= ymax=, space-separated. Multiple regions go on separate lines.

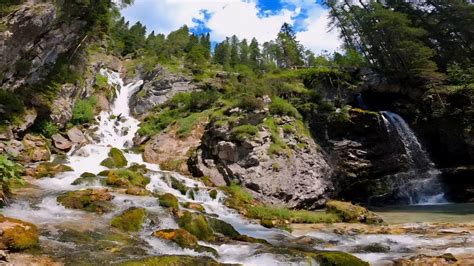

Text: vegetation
xmin=0 ymin=216 xmax=39 ymax=251
xmin=100 ymin=148 xmax=128 ymax=169
xmin=57 ymin=189 xmax=115 ymax=214
xmin=176 ymin=211 xmax=214 ymax=241
xmin=71 ymin=96 xmax=97 ymax=125
xmin=0 ymin=155 xmax=24 ymax=198
xmin=158 ymin=193 xmax=179 ymax=210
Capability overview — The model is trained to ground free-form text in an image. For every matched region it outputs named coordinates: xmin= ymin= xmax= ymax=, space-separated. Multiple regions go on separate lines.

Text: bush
xmin=269 ymin=97 xmax=301 ymax=119
xmin=0 ymin=155 xmax=24 ymax=188
xmin=71 ymin=96 xmax=97 ymax=125
xmin=36 ymin=120 xmax=59 ymax=138
xmin=0 ymin=90 xmax=24 ymax=122
xmin=95 ymin=73 xmax=109 ymax=88
xmin=236 ymin=95 xmax=264 ymax=112
xmin=231 ymin=124 xmax=259 ymax=140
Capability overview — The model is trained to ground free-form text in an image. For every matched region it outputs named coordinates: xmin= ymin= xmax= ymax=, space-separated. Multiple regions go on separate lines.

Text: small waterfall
xmin=381 ymin=111 xmax=447 ymax=205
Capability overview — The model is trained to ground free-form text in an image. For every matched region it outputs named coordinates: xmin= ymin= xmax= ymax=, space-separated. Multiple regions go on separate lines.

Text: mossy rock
xmin=209 ymin=189 xmax=218 ymax=200
xmin=182 ymin=202 xmax=205 ymax=212
xmin=207 ymin=217 xmax=240 ymax=238
xmin=118 ymin=255 xmax=226 ymax=266
xmin=314 ymin=251 xmax=368 ymax=266
xmin=170 ymin=176 xmax=188 ymax=195
xmin=0 ymin=216 xmax=39 ymax=251
xmin=105 ymin=169 xmax=150 ymax=189
xmin=158 ymin=193 xmax=179 ymax=210
xmin=72 ymin=173 xmax=104 ymax=186
xmin=352 ymin=243 xmax=390 ymax=253
xmin=125 ymin=186 xmax=150 ymax=196
xmin=177 ymin=211 xmax=214 ymax=241
xmin=111 ymin=207 xmax=147 ymax=232
xmin=260 ymin=218 xmax=275 ymax=228
xmin=232 ymin=235 xmax=268 ymax=244
xmin=153 ymin=229 xmax=217 ymax=256
xmin=31 ymin=162 xmax=73 ymax=178
xmin=57 ymin=188 xmax=114 ymax=214
xmin=325 ymin=200 xmax=383 ymax=224
xmin=100 ymin=148 xmax=128 ymax=169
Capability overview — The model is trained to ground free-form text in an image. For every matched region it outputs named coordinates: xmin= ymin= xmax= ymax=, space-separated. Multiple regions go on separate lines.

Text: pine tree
xmin=230 ymin=35 xmax=240 ymax=68
xmin=276 ymin=23 xmax=303 ymax=68
xmin=249 ymin=38 xmax=261 ymax=70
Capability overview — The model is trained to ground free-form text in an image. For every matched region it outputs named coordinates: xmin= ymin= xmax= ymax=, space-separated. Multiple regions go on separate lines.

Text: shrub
xmin=236 ymin=95 xmax=264 ymax=112
xmin=231 ymin=124 xmax=259 ymax=140
xmin=95 ymin=73 xmax=109 ymax=88
xmin=0 ymin=90 xmax=24 ymax=122
xmin=71 ymin=96 xmax=97 ymax=125
xmin=36 ymin=120 xmax=59 ymax=138
xmin=269 ymin=97 xmax=302 ymax=119
xmin=0 ymin=155 xmax=24 ymax=189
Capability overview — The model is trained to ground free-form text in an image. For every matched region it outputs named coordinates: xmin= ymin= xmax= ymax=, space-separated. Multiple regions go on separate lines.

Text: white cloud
xmin=121 ymin=0 xmax=341 ymax=53
xmin=296 ymin=9 xmax=341 ymax=53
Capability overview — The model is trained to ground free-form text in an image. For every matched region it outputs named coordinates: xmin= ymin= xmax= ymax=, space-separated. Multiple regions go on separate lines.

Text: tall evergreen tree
xmin=276 ymin=23 xmax=303 ymax=68
xmin=230 ymin=35 xmax=240 ymax=68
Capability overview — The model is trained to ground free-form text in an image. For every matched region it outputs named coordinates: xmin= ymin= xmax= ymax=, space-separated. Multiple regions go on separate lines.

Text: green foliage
xmin=236 ymin=95 xmax=264 ymax=112
xmin=95 ymin=73 xmax=109 ymax=88
xmin=36 ymin=120 xmax=59 ymax=138
xmin=231 ymin=124 xmax=259 ymax=140
xmin=170 ymin=176 xmax=188 ymax=195
xmin=447 ymin=64 xmax=474 ymax=86
xmin=0 ymin=90 xmax=24 ymax=123
xmin=71 ymin=96 xmax=97 ymax=125
xmin=269 ymin=97 xmax=302 ymax=119
xmin=0 ymin=155 xmax=24 ymax=187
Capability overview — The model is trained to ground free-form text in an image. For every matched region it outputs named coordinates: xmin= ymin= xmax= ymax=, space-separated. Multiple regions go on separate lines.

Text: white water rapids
xmin=2 ymin=72 xmax=472 ymax=265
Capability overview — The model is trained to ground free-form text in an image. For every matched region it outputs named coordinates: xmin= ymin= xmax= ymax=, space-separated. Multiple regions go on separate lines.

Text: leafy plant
xmin=0 ymin=155 xmax=24 ymax=186
xmin=71 ymin=96 xmax=97 ymax=125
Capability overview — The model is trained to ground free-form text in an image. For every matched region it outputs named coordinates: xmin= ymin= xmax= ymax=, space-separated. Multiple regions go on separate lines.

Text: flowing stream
xmin=381 ymin=111 xmax=447 ymax=205
xmin=2 ymin=72 xmax=472 ymax=265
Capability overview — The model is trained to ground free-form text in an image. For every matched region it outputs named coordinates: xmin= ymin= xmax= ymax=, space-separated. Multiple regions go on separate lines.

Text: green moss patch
xmin=153 ymin=229 xmax=217 ymax=256
xmin=111 ymin=207 xmax=147 ymax=232
xmin=325 ymin=200 xmax=383 ymax=224
xmin=158 ymin=193 xmax=179 ymax=210
xmin=177 ymin=211 xmax=214 ymax=241
xmin=57 ymin=188 xmax=114 ymax=214
xmin=119 ymin=255 xmax=224 ymax=266
xmin=100 ymin=148 xmax=128 ymax=169
xmin=0 ymin=216 xmax=39 ymax=251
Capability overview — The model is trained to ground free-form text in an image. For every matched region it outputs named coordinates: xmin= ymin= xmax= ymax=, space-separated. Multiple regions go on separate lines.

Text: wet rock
xmin=52 ymin=133 xmax=72 ymax=150
xmin=11 ymin=109 xmax=37 ymax=137
xmin=57 ymin=188 xmax=114 ymax=214
xmin=158 ymin=193 xmax=179 ymax=210
xmin=182 ymin=202 xmax=205 ymax=212
xmin=152 ymin=229 xmax=218 ymax=256
xmin=100 ymin=148 xmax=128 ymax=169
xmin=130 ymin=66 xmax=198 ymax=116
xmin=72 ymin=173 xmax=103 ymax=186
xmin=352 ymin=243 xmax=390 ymax=253
xmin=111 ymin=207 xmax=147 ymax=232
xmin=394 ymin=253 xmax=458 ymax=266
xmin=67 ymin=127 xmax=87 ymax=144
xmin=27 ymin=162 xmax=73 ymax=178
xmin=0 ymin=215 xmax=39 ymax=251
xmin=105 ymin=169 xmax=150 ymax=190
xmin=325 ymin=200 xmax=383 ymax=224
xmin=118 ymin=255 xmax=226 ymax=266
xmin=176 ymin=211 xmax=214 ymax=241
xmin=209 ymin=189 xmax=218 ymax=200
xmin=18 ymin=134 xmax=51 ymax=163
xmin=207 ymin=217 xmax=240 ymax=238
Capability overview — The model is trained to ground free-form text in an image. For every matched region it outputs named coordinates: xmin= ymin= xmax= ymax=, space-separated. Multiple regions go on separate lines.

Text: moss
xmin=177 ymin=211 xmax=214 ymax=241
xmin=111 ymin=207 xmax=146 ymax=232
xmin=32 ymin=162 xmax=73 ymax=178
xmin=158 ymin=193 xmax=179 ymax=210
xmin=72 ymin=173 xmax=104 ymax=186
xmin=182 ymin=202 xmax=205 ymax=212
xmin=0 ymin=216 xmax=39 ymax=251
xmin=209 ymin=189 xmax=218 ymax=200
xmin=260 ymin=219 xmax=275 ymax=228
xmin=207 ymin=217 xmax=240 ymax=238
xmin=201 ymin=176 xmax=215 ymax=187
xmin=247 ymin=206 xmax=342 ymax=224
xmin=269 ymin=97 xmax=302 ymax=119
xmin=119 ymin=255 xmax=224 ymax=266
xmin=231 ymin=124 xmax=259 ymax=140
xmin=325 ymin=200 xmax=383 ymax=224
xmin=153 ymin=229 xmax=217 ymax=256
xmin=100 ymin=148 xmax=128 ymax=169
xmin=170 ymin=176 xmax=188 ymax=195
xmin=57 ymin=189 xmax=114 ymax=214
xmin=105 ymin=169 xmax=150 ymax=189
xmin=314 ymin=251 xmax=369 ymax=266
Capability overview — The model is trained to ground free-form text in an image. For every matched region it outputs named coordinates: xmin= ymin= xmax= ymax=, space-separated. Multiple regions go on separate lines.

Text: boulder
xmin=50 ymin=84 xmax=76 ymax=128
xmin=0 ymin=216 xmax=39 ymax=251
xmin=67 ymin=127 xmax=86 ymax=144
xmin=100 ymin=148 xmax=128 ymax=169
xmin=19 ymin=134 xmax=50 ymax=162
xmin=153 ymin=229 xmax=217 ymax=255
xmin=176 ymin=211 xmax=214 ymax=241
xmin=57 ymin=188 xmax=114 ymax=214
xmin=325 ymin=200 xmax=383 ymax=224
xmin=11 ymin=109 xmax=37 ymax=137
xmin=111 ymin=207 xmax=146 ymax=232
xmin=26 ymin=162 xmax=73 ymax=178
xmin=52 ymin=134 xmax=72 ymax=150
xmin=158 ymin=193 xmax=179 ymax=210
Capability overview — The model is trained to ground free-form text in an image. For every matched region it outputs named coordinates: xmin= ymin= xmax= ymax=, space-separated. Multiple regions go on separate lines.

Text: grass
xmin=71 ymin=96 xmax=97 ymax=125
xmin=221 ymin=183 xmax=341 ymax=224
xmin=263 ymin=118 xmax=288 ymax=157
xmin=231 ymin=124 xmax=259 ymax=140
xmin=270 ymin=97 xmax=302 ymax=119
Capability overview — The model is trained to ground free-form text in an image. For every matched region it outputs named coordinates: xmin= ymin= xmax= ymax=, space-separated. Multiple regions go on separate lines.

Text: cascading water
xmin=381 ymin=111 xmax=447 ymax=205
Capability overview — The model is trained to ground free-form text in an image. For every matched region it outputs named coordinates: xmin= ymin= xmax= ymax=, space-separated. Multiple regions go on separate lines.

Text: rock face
xmin=309 ymin=108 xmax=409 ymax=204
xmin=130 ymin=66 xmax=197 ymax=116
xmin=0 ymin=134 xmax=51 ymax=163
xmin=190 ymin=116 xmax=332 ymax=209
xmin=0 ymin=3 xmax=86 ymax=90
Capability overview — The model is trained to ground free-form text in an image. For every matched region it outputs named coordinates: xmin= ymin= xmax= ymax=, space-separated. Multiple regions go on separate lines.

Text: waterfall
xmin=381 ymin=111 xmax=447 ymax=205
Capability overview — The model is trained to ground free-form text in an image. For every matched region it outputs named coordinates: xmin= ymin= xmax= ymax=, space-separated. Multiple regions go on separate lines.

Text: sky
xmin=121 ymin=0 xmax=341 ymax=54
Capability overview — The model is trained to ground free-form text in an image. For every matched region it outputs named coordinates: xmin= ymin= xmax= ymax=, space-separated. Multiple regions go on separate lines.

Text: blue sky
xmin=121 ymin=0 xmax=340 ymax=53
